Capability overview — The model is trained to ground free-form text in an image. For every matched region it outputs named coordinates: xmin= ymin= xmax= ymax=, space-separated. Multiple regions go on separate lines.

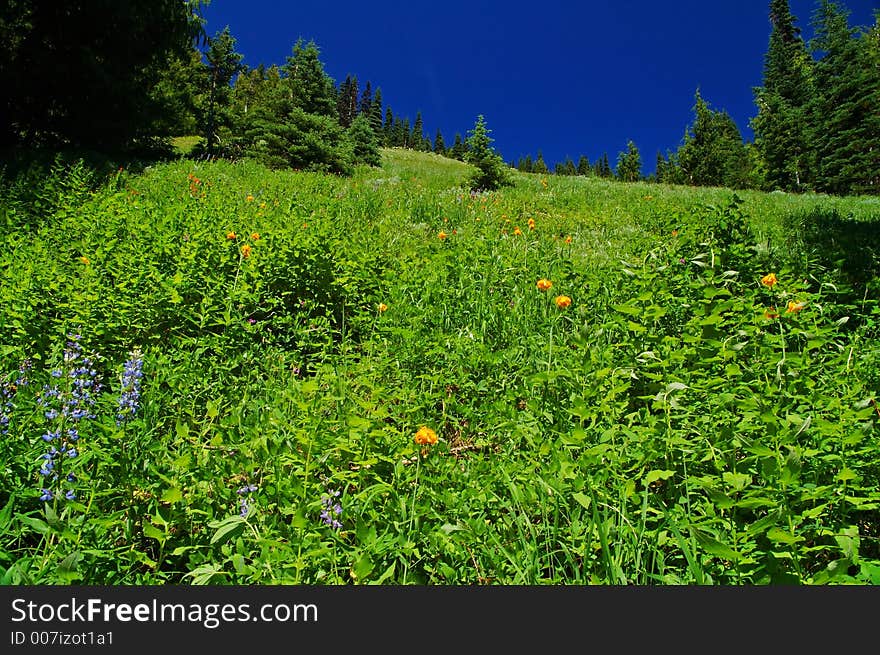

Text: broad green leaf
xmin=18 ymin=515 xmax=50 ymax=535
xmin=161 ymin=487 xmax=183 ymax=505
xmin=209 ymin=515 xmax=246 ymax=545
xmin=766 ymin=527 xmax=804 ymax=545
xmin=572 ymin=492 xmax=592 ymax=510
xmin=142 ymin=522 xmax=165 ymax=543
xmin=643 ymin=470 xmax=675 ymax=486
xmin=693 ymin=530 xmax=740 ymax=561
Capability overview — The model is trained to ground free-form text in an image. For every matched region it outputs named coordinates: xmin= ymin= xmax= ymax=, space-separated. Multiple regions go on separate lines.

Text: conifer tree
xmin=533 ymin=151 xmax=549 ymax=175
xmin=616 ymin=141 xmax=641 ymax=182
xmin=449 ymin=133 xmax=466 ymax=160
xmin=577 ymin=155 xmax=591 ymax=176
xmin=336 ymin=74 xmax=358 ymax=127
xmin=411 ymin=112 xmax=425 ymax=150
xmin=349 ymin=112 xmax=381 ymax=167
xmin=809 ymin=1 xmax=880 ymax=194
xmin=383 ymin=106 xmax=394 ymax=145
xmin=465 ymin=114 xmax=512 ymax=190
xmin=283 ymin=39 xmax=337 ymax=117
xmin=369 ymin=88 xmax=384 ymax=137
xmin=752 ymin=0 xmax=815 ymax=190
xmin=203 ymin=26 xmax=244 ymax=156
xmin=433 ymin=129 xmax=446 ymax=155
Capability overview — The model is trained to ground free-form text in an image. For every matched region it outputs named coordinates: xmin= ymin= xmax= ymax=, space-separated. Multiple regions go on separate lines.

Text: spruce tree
xmin=533 ymin=151 xmax=549 ymax=175
xmin=202 ymin=26 xmax=244 ymax=156
xmin=411 ymin=112 xmax=425 ymax=150
xmin=336 ymin=74 xmax=358 ymax=127
xmin=810 ymin=1 xmax=880 ymax=194
xmin=449 ymin=133 xmax=466 ymax=160
xmin=383 ymin=106 xmax=394 ymax=145
xmin=369 ymin=87 xmax=384 ymax=137
xmin=349 ymin=112 xmax=381 ymax=167
xmin=616 ymin=141 xmax=641 ymax=182
xmin=465 ymin=114 xmax=512 ymax=190
xmin=283 ymin=39 xmax=337 ymax=118
xmin=358 ymin=80 xmax=373 ymax=117
xmin=577 ymin=155 xmax=591 ymax=176
xmin=752 ymin=0 xmax=815 ymax=190
xmin=433 ymin=129 xmax=446 ymax=155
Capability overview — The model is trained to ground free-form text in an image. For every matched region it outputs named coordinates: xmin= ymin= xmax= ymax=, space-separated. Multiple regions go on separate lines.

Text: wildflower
xmin=79 ymin=256 xmax=90 ymax=265
xmin=237 ymin=483 xmax=258 ymax=518
xmin=378 ymin=303 xmax=388 ymax=313
xmin=226 ymin=231 xmax=237 ymax=240
xmin=555 ymin=295 xmax=572 ymax=309
xmin=671 ymin=230 xmax=679 ymax=237
xmin=414 ymin=425 xmax=438 ymax=446
xmin=241 ymin=244 xmax=252 ymax=258
xmin=320 ymin=489 xmax=343 ymax=530
xmin=541 ymin=178 xmax=548 ymax=188
xmin=438 ymin=231 xmax=447 ymax=240
xmin=259 ymin=202 xmax=266 ymax=209
xmin=761 ymin=273 xmax=778 ymax=288
xmin=246 ymin=195 xmax=254 ymax=202
xmin=251 ymin=232 xmax=260 ymax=240
xmin=786 ymin=300 xmax=806 ymax=313
xmin=39 ymin=489 xmax=53 ymax=502
xmin=527 ymin=218 xmax=536 ymax=230
xmin=116 ymin=348 xmax=143 ymax=427
xmin=536 ymin=278 xmax=553 ymax=292
xmin=513 ymin=226 xmax=523 ymax=236
xmin=564 ymin=235 xmax=572 ymax=245
xmin=764 ymin=307 xmax=779 ymax=320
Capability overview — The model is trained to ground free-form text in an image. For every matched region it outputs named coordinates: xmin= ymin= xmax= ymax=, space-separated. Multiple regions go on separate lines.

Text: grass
xmin=0 ymin=148 xmax=878 ymax=585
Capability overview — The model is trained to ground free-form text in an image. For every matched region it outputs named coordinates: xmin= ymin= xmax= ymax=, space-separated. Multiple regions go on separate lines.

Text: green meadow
xmin=1 ymin=149 xmax=878 ymax=584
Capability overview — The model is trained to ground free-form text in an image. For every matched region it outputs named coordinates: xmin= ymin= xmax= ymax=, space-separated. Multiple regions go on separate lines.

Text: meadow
xmin=1 ymin=148 xmax=878 ymax=584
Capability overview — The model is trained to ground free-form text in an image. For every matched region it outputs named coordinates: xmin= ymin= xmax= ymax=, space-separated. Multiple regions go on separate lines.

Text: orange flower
xmin=761 ymin=273 xmax=778 ymax=288
xmin=671 ymin=230 xmax=679 ymax=237
xmin=555 ymin=295 xmax=572 ymax=309
xmin=79 ymin=256 xmax=90 ymax=265
xmin=241 ymin=244 xmax=252 ymax=258
xmin=527 ymin=218 xmax=536 ymax=230
xmin=259 ymin=202 xmax=266 ymax=209
xmin=513 ymin=226 xmax=523 ymax=236
xmin=536 ymin=278 xmax=553 ymax=292
xmin=251 ymin=232 xmax=260 ymax=240
xmin=226 ymin=231 xmax=237 ymax=240
xmin=246 ymin=195 xmax=254 ymax=202
xmin=786 ymin=300 xmax=806 ymax=313
xmin=378 ymin=303 xmax=388 ymax=313
xmin=438 ymin=231 xmax=447 ymax=240
xmin=414 ymin=426 xmax=438 ymax=446
xmin=564 ymin=235 xmax=572 ymax=244
xmin=764 ymin=306 xmax=779 ymax=320
xmin=540 ymin=178 xmax=547 ymax=188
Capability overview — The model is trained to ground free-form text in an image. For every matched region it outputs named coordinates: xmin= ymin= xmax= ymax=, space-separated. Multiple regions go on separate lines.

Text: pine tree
xmin=202 ymin=26 xmax=244 ymax=156
xmin=359 ymin=80 xmax=373 ymax=117
xmin=533 ymin=151 xmax=549 ymax=175
xmin=616 ymin=141 xmax=641 ymax=182
xmin=577 ymin=155 xmax=591 ymax=176
xmin=336 ymin=74 xmax=358 ymax=127
xmin=752 ymin=0 xmax=815 ymax=190
xmin=449 ymin=133 xmax=466 ymax=160
xmin=465 ymin=114 xmax=512 ymax=190
xmin=402 ymin=117 xmax=411 ymax=148
xmin=809 ymin=1 xmax=880 ymax=194
xmin=369 ymin=87 xmax=384 ymax=137
xmin=383 ymin=106 xmax=394 ymax=145
xmin=283 ymin=39 xmax=337 ymax=118
xmin=411 ymin=112 xmax=425 ymax=150
xmin=349 ymin=112 xmax=381 ymax=167
xmin=433 ymin=129 xmax=446 ymax=155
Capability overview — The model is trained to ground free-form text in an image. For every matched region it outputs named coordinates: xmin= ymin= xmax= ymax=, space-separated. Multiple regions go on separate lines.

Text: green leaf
xmin=351 ymin=553 xmax=374 ymax=581
xmin=572 ymin=492 xmax=592 ymax=510
xmin=722 ymin=472 xmax=752 ymax=492
xmin=766 ymin=527 xmax=804 ymax=545
xmin=18 ymin=515 xmax=50 ymax=535
xmin=209 ymin=515 xmax=246 ymax=545
xmin=142 ymin=523 xmax=166 ymax=543
xmin=643 ymin=470 xmax=675 ymax=486
xmin=693 ymin=530 xmax=740 ymax=561
xmin=161 ymin=487 xmax=183 ymax=505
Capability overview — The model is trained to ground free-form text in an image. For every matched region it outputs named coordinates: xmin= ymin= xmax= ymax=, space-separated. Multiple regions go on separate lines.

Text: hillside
xmin=0 ymin=149 xmax=878 ymax=585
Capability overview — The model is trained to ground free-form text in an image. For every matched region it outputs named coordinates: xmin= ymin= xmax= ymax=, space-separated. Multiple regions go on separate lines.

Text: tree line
xmin=1 ymin=1 xmax=876 ymax=195
xmin=518 ymin=0 xmax=879 ymax=195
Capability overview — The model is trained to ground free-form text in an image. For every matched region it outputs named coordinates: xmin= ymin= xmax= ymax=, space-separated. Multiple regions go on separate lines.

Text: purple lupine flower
xmin=116 ymin=348 xmax=144 ymax=426
xmin=320 ymin=489 xmax=343 ymax=530
xmin=39 ymin=489 xmax=53 ymax=502
xmin=237 ymin=482 xmax=258 ymax=518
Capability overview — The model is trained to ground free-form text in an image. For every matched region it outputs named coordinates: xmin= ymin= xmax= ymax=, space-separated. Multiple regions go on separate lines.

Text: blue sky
xmin=200 ymin=1 xmax=877 ymax=175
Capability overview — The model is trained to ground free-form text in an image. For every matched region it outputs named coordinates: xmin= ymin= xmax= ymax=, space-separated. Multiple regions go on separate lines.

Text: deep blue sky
xmin=200 ymin=1 xmax=877 ymax=175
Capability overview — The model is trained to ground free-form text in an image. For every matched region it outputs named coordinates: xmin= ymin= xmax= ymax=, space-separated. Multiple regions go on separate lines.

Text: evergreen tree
xmin=150 ymin=47 xmax=206 ymax=138
xmin=411 ymin=112 xmax=425 ymax=150
xmin=616 ymin=141 xmax=641 ymax=182
xmin=336 ymin=74 xmax=358 ymax=128
xmin=449 ymin=133 xmax=467 ymax=160
xmin=809 ymin=1 xmax=880 ymax=194
xmin=675 ymin=90 xmax=751 ymax=188
xmin=203 ymin=26 xmax=243 ymax=156
xmin=597 ymin=152 xmax=612 ymax=178
xmin=383 ymin=106 xmax=394 ymax=145
xmin=358 ymin=80 xmax=373 ymax=117
xmin=533 ymin=151 xmax=549 ymax=175
xmin=752 ymin=0 xmax=815 ymax=190
xmin=433 ymin=129 xmax=446 ymax=155
xmin=349 ymin=112 xmax=381 ymax=167
xmin=369 ymin=88 xmax=384 ymax=137
xmin=283 ymin=39 xmax=337 ymax=118
xmin=577 ymin=155 xmax=591 ymax=176
xmin=0 ymin=0 xmax=207 ymax=149
xmin=465 ymin=114 xmax=512 ymax=190
xmin=401 ymin=117 xmax=411 ymax=148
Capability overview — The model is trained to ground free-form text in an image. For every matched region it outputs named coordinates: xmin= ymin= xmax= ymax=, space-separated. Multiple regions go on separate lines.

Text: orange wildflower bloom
xmin=555 ymin=295 xmax=572 ymax=309
xmin=671 ymin=230 xmax=679 ymax=237
xmin=527 ymin=218 xmax=536 ymax=230
xmin=764 ymin=306 xmax=779 ymax=320
xmin=564 ymin=235 xmax=572 ymax=244
xmin=513 ymin=226 xmax=523 ymax=236
xmin=414 ymin=426 xmax=438 ymax=446
xmin=241 ymin=244 xmax=252 ymax=258
xmin=79 ymin=256 xmax=90 ymax=265
xmin=438 ymin=231 xmax=447 ymax=240
xmin=761 ymin=273 xmax=778 ymax=288
xmin=786 ymin=300 xmax=806 ymax=313
xmin=246 ymin=195 xmax=254 ymax=202
xmin=251 ymin=232 xmax=260 ymax=240
xmin=536 ymin=278 xmax=553 ymax=292
xmin=378 ymin=303 xmax=388 ymax=313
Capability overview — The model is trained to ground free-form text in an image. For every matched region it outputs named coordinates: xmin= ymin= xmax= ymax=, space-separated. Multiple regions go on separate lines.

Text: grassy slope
xmin=0 ymin=148 xmax=878 ymax=585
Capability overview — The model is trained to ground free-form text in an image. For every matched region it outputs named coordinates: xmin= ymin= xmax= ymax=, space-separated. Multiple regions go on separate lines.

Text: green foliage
xmin=615 ymin=140 xmax=642 ymax=182
xmin=1 ymin=133 xmax=878 ymax=587
xmin=465 ymin=115 xmax=512 ymax=191
xmin=283 ymin=39 xmax=337 ymax=118
xmin=202 ymin=26 xmax=244 ymax=157
xmin=348 ymin=114 xmax=382 ymax=167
